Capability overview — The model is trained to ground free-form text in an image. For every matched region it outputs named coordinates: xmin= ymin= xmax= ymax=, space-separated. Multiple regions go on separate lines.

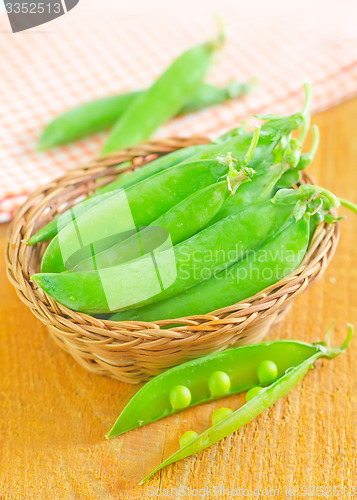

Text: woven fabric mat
xmin=1 ymin=0 xmax=356 ymax=222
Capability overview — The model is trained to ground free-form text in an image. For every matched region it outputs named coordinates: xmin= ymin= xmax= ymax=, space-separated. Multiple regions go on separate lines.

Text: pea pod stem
xmin=272 ymin=184 xmax=340 ymax=212
xmin=139 ymin=325 xmax=353 ymax=484
xmin=219 ymin=126 xmax=260 ymax=194
xmin=338 ymin=198 xmax=357 ymax=214
xmin=244 ymin=125 xmax=261 ymax=164
xmin=274 ymin=126 xmax=320 ymax=191
xmin=301 ymin=82 xmax=312 ymax=119
xmin=298 ymin=125 xmax=320 ymax=169
xmin=256 ymin=83 xmax=312 ymax=135
xmin=298 ymin=115 xmax=311 ymax=145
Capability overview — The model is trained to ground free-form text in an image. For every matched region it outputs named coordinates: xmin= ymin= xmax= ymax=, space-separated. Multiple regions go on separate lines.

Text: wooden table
xmin=1 ymin=100 xmax=357 ymax=499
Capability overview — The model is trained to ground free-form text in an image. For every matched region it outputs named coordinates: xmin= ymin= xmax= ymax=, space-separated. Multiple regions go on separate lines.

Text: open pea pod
xmin=107 ymin=339 xmax=317 ymax=438
xmin=138 ymin=326 xmax=353 ymax=483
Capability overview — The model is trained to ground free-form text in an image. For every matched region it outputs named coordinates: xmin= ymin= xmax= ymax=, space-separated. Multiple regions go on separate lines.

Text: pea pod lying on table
xmin=32 ymin=185 xmax=338 ymax=314
xmin=107 ymin=325 xmax=353 ymax=438
xmin=38 ymin=81 xmax=254 ymax=150
xmin=137 ymin=325 xmax=353 ymax=483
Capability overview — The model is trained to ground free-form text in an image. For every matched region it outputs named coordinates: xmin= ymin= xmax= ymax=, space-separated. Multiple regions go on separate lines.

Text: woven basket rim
xmin=5 ymin=137 xmax=339 ymax=343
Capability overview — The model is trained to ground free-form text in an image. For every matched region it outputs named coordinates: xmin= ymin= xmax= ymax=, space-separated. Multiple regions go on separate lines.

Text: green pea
xmin=211 ymin=407 xmax=233 ymax=425
xmin=169 ymin=385 xmax=191 ymax=410
xmin=179 ymin=430 xmax=199 ymax=448
xmin=245 ymin=386 xmax=262 ymax=402
xmin=208 ymin=371 xmax=231 ymax=397
xmin=257 ymin=360 xmax=278 ymax=385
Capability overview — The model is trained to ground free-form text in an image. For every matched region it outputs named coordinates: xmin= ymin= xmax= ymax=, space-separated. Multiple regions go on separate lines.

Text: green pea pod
xmin=101 ymin=31 xmax=224 ymax=153
xmin=40 ymin=158 xmax=233 ymax=273
xmin=73 ymin=162 xmax=255 ymax=272
xmin=184 ymin=130 xmax=279 ymax=169
xmin=109 ymin=215 xmax=310 ymax=321
xmin=38 ymin=81 xmax=252 ymax=150
xmin=94 ymin=144 xmax=206 ymax=197
xmin=33 ymin=190 xmax=309 ymax=314
xmin=179 ymin=80 xmax=254 ymax=114
xmin=273 ymin=168 xmax=301 ymax=190
xmin=107 ymin=326 xmax=353 ymax=439
xmin=139 ymin=326 xmax=353 ymax=483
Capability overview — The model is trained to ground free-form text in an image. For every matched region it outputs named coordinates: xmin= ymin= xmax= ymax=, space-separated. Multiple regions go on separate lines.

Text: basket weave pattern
xmin=5 ymin=138 xmax=339 ymax=383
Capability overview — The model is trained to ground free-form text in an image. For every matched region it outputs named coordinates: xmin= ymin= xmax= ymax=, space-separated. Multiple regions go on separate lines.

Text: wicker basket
xmin=5 ymin=137 xmax=339 ymax=384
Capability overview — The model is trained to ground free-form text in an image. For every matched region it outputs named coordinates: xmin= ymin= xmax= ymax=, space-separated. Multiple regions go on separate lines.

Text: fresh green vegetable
xmin=207 ymin=134 xmax=301 ymax=225
xmin=29 ymin=126 xmax=259 ymax=246
xmin=274 ymin=125 xmax=319 ymax=190
xmin=179 ymin=80 xmax=253 ymax=114
xmin=169 ymin=385 xmax=192 ymax=409
xmin=101 ymin=30 xmax=225 ymax=153
xmin=245 ymin=387 xmax=263 ymax=402
xmin=29 ymin=143 xmax=208 ymax=245
xmin=208 ymin=371 xmax=231 ymax=397
xmin=139 ymin=325 xmax=353 ymax=483
xmin=94 ymin=145 xmax=206 ymax=196
xmin=256 ymin=360 xmax=278 ymax=385
xmin=179 ymin=431 xmax=199 ymax=448
xmin=30 ymin=93 xmax=309 ymax=248
xmin=106 ymin=326 xmax=353 ymax=440
xmin=38 ymin=81 xmax=253 ymax=150
xmin=27 ymin=191 xmax=119 ymax=246
xmin=211 ymin=407 xmax=233 ymax=425
xmin=73 ymin=163 xmax=254 ymax=272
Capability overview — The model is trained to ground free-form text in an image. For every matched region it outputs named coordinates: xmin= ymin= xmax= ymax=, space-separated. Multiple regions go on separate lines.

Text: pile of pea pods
xmin=30 ymin=83 xmax=356 ymax=320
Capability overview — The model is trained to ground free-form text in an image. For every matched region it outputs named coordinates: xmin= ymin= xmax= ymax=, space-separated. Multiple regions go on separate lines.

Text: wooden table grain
xmin=1 ymin=99 xmax=357 ymax=500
